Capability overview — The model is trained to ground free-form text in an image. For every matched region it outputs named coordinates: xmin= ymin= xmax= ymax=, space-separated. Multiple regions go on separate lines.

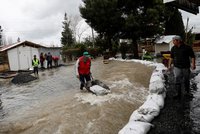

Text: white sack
xmin=118 ymin=121 xmax=153 ymax=134
xmin=150 ymin=75 xmax=164 ymax=83
xmin=90 ymin=85 xmax=111 ymax=96
xmin=129 ymin=110 xmax=155 ymax=122
xmin=146 ymin=94 xmax=165 ymax=109
xmin=138 ymin=97 xmax=160 ymax=117
xmin=149 ymin=81 xmax=165 ymax=94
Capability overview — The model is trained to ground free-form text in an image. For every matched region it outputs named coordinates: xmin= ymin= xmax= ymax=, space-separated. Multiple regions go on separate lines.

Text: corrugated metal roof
xmin=0 ymin=40 xmax=46 ymax=52
xmin=155 ymin=35 xmax=176 ymax=44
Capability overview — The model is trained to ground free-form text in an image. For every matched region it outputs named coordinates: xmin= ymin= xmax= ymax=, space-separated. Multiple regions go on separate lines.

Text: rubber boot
xmin=80 ymin=83 xmax=84 ymax=90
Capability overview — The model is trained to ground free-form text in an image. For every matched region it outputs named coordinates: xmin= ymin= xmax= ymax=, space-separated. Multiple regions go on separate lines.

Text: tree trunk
xmin=108 ymin=37 xmax=112 ymax=51
xmin=132 ymin=39 xmax=139 ymax=59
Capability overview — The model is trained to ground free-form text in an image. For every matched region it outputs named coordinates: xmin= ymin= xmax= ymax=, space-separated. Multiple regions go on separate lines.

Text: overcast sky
xmin=0 ymin=0 xmax=86 ymax=46
xmin=0 ymin=0 xmax=200 ymax=46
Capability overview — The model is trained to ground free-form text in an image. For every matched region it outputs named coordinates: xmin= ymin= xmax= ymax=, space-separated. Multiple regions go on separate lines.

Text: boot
xmin=80 ymin=84 xmax=84 ymax=90
xmin=174 ymin=84 xmax=181 ymax=100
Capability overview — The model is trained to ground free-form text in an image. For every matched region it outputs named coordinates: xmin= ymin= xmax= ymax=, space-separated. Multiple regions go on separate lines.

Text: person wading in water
xmin=75 ymin=51 xmax=93 ymax=93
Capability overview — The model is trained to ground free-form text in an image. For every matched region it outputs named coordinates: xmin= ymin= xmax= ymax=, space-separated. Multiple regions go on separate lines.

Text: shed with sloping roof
xmin=154 ymin=35 xmax=176 ymax=55
xmin=0 ymin=41 xmax=45 ymax=71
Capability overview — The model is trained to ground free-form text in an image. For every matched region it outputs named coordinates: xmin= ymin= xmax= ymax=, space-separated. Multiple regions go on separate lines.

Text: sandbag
xmin=118 ymin=121 xmax=153 ymax=134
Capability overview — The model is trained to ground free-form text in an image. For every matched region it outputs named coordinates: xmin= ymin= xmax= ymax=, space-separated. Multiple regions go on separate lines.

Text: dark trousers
xmin=33 ymin=67 xmax=38 ymax=76
xmin=79 ymin=74 xmax=91 ymax=89
xmin=40 ymin=61 xmax=44 ymax=68
xmin=47 ymin=60 xmax=52 ymax=68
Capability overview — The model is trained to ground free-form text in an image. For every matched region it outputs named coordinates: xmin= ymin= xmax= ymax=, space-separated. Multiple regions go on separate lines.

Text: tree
xmin=80 ymin=0 xmax=124 ymax=51
xmin=164 ymin=6 xmax=185 ymax=39
xmin=69 ymin=14 xmax=82 ymax=42
xmin=61 ymin=13 xmax=75 ymax=48
xmin=118 ymin=0 xmax=166 ymax=58
xmin=80 ymin=0 xmax=166 ymax=57
xmin=80 ymin=0 xmax=185 ymax=58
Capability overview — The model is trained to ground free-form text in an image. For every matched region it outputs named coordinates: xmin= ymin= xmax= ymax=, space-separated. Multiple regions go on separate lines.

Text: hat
xmin=83 ymin=51 xmax=90 ymax=57
xmin=172 ymin=35 xmax=182 ymax=41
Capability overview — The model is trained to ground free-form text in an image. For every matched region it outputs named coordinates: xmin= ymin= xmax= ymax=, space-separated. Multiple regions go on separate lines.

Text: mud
xmin=11 ymin=72 xmax=37 ymax=84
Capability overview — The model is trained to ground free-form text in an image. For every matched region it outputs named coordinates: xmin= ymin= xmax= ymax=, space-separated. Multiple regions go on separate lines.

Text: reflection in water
xmin=0 ymin=58 xmax=153 ymax=134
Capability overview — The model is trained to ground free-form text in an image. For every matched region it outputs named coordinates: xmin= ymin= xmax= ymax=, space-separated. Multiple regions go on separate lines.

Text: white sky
xmin=0 ymin=0 xmax=200 ymax=46
xmin=0 ymin=0 xmax=91 ymax=46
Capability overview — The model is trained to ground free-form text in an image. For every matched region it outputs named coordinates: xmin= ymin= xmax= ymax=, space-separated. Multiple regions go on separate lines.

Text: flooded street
xmin=0 ymin=58 xmax=153 ymax=134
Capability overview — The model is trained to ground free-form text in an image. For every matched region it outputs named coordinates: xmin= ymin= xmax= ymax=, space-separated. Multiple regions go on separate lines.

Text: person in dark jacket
xmin=75 ymin=51 xmax=93 ymax=93
xmin=40 ymin=52 xmax=45 ymax=69
xmin=168 ymin=35 xmax=196 ymax=100
xmin=46 ymin=52 xmax=52 ymax=69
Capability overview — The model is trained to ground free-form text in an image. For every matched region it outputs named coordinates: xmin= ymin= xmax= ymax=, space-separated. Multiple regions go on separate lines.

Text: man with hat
xmin=168 ymin=35 xmax=196 ymax=100
xmin=75 ymin=51 xmax=93 ymax=93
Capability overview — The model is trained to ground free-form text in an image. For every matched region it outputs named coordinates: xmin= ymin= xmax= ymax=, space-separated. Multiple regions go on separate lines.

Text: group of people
xmin=40 ymin=52 xmax=54 ymax=69
xmin=32 ymin=52 xmax=60 ymax=77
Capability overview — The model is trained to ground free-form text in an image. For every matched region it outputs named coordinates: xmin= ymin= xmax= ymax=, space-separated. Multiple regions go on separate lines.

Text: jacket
xmin=75 ymin=56 xmax=91 ymax=75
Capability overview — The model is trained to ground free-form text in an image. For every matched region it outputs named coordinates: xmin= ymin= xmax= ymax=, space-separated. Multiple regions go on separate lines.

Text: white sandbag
xmin=151 ymin=70 xmax=164 ymax=79
xmin=155 ymin=64 xmax=167 ymax=71
xmin=150 ymin=75 xmax=164 ymax=83
xmin=129 ymin=110 xmax=155 ymax=122
xmin=138 ymin=98 xmax=160 ymax=117
xmin=118 ymin=121 xmax=153 ymax=134
xmin=90 ymin=85 xmax=111 ymax=95
xmin=146 ymin=94 xmax=165 ymax=109
xmin=149 ymin=81 xmax=165 ymax=94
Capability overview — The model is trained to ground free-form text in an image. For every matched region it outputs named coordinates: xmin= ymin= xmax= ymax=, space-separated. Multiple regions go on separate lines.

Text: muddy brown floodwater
xmin=0 ymin=58 xmax=153 ymax=134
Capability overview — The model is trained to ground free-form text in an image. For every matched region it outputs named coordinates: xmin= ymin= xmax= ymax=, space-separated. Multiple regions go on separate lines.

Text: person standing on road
xmin=40 ymin=52 xmax=45 ymax=69
xmin=75 ymin=51 xmax=93 ymax=93
xmin=168 ymin=35 xmax=196 ymax=100
xmin=46 ymin=52 xmax=52 ymax=69
xmin=32 ymin=55 xmax=40 ymax=77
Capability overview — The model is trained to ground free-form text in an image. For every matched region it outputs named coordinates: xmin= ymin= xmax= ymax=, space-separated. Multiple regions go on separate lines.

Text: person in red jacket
xmin=75 ymin=51 xmax=93 ymax=92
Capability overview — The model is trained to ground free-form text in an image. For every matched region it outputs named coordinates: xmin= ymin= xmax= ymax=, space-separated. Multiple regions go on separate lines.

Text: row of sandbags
xmin=118 ymin=62 xmax=167 ymax=134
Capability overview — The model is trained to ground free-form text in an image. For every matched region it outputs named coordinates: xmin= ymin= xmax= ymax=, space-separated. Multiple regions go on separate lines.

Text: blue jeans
xmin=173 ymin=67 xmax=190 ymax=92
xmin=79 ymin=74 xmax=91 ymax=89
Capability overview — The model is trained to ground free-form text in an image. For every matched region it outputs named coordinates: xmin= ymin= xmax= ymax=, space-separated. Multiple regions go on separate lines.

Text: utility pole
xmin=185 ymin=17 xmax=189 ymax=43
xmin=91 ymin=27 xmax=95 ymax=48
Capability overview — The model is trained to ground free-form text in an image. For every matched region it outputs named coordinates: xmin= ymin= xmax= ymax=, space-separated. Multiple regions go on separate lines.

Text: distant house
xmin=193 ymin=33 xmax=200 ymax=52
xmin=154 ymin=35 xmax=176 ymax=55
xmin=0 ymin=41 xmax=61 ymax=72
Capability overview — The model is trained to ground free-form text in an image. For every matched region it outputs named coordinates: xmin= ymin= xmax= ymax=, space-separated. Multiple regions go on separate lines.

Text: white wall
xmin=155 ymin=44 xmax=169 ymax=54
xmin=8 ymin=48 xmax=19 ymax=71
xmin=8 ymin=45 xmax=39 ymax=71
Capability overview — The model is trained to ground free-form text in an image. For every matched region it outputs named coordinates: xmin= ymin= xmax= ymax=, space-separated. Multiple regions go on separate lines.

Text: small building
xmin=0 ymin=41 xmax=61 ymax=72
xmin=154 ymin=35 xmax=176 ymax=55
xmin=193 ymin=33 xmax=200 ymax=52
